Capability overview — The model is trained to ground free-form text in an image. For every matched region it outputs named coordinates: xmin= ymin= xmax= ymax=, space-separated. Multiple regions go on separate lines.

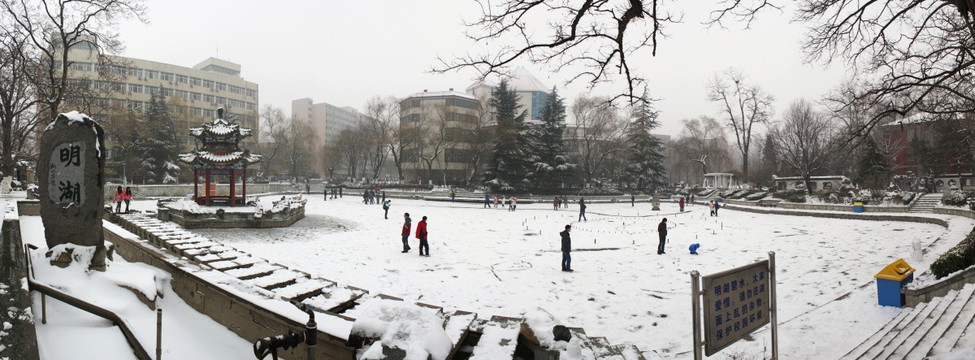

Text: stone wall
xmin=156 ymin=206 xmax=305 ymax=229
xmin=103 ymin=183 xmax=297 ymax=200
xmin=102 ymin=227 xmax=355 ymax=360
xmin=934 ymin=207 xmax=975 ymax=219
xmin=903 ymin=266 xmax=975 ymax=307
xmin=720 ymin=202 xmax=946 ymax=226
xmin=721 ymin=198 xmax=909 ymax=213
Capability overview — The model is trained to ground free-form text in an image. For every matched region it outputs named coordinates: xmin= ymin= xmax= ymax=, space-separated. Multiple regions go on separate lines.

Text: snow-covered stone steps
xmin=302 ymin=286 xmax=365 ymax=314
xmin=909 ymin=193 xmax=942 ymax=213
xmin=900 ymin=283 xmax=975 ymax=359
xmin=922 ymin=283 xmax=975 ymax=358
xmin=467 ymin=316 xmax=521 ymax=360
xmin=444 ymin=311 xmax=478 ymax=359
xmin=276 ymin=278 xmax=331 ymax=302
xmin=842 ymin=282 xmax=975 ymax=360
xmin=224 ymin=262 xmax=277 ymax=280
xmin=247 ymin=269 xmax=301 ymax=290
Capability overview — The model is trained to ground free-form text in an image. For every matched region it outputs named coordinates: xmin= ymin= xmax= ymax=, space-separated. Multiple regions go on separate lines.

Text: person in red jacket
xmin=401 ymin=213 xmax=412 ymax=253
xmin=416 ymin=216 xmax=429 ymax=256
xmin=112 ymin=186 xmax=124 ymax=213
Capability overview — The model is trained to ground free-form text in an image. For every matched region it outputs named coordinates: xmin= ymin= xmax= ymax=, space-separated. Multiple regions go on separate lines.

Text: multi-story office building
xmin=291 ymin=98 xmax=364 ymax=178
xmin=62 ymin=42 xmax=260 ymax=152
xmin=466 ymin=67 xmax=551 ymax=121
xmin=399 ymin=90 xmax=482 ymax=185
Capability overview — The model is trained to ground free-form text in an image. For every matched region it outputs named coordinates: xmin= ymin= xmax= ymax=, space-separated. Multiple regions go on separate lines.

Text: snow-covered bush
xmin=930 ymin=232 xmax=975 ymax=279
xmin=942 ymin=191 xmax=974 ymax=207
xmin=745 ymin=191 xmax=768 ymax=201
xmin=815 ymin=192 xmax=840 ymax=204
xmin=773 ymin=190 xmax=806 ymax=203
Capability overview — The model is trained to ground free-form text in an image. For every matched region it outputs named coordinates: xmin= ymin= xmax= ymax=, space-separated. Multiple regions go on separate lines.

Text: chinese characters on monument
xmin=37 ymin=112 xmax=107 ymax=269
xmin=49 ymin=143 xmax=85 ymax=205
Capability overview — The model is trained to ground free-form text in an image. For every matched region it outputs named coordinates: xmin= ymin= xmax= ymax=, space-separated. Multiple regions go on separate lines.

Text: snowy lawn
xmin=156 ymin=195 xmax=972 ymax=359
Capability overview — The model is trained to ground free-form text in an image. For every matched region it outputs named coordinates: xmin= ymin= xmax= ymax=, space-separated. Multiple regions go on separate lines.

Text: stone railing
xmin=903 ymin=266 xmax=975 ymax=307
xmin=156 ymin=203 xmax=305 ymax=229
xmin=934 ymin=206 xmax=975 ymax=219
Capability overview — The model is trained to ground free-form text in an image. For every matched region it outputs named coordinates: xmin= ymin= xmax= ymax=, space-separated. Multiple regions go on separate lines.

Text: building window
xmin=216 ymin=82 xmax=227 ymax=91
xmin=128 ymin=68 xmax=143 ymax=78
xmin=145 ymin=70 xmax=158 ymax=79
xmin=160 ymin=72 xmax=174 ymax=81
xmin=176 ymin=75 xmax=188 ymax=84
xmin=190 ymin=77 xmax=202 ymax=86
xmin=128 ymin=84 xmax=143 ymax=93
xmin=202 ymin=80 xmax=214 ymax=89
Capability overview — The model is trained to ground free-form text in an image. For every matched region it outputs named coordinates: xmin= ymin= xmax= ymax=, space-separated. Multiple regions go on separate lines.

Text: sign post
xmin=691 ymin=251 xmax=777 ymax=358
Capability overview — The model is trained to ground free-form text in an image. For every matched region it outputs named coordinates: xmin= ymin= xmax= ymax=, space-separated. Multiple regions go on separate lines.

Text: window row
xmin=68 ymin=61 xmax=257 ymax=98
xmin=84 ymin=80 xmax=257 ymax=111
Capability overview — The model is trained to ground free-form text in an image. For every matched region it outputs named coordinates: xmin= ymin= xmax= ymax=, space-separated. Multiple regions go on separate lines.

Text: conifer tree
xmin=136 ymin=87 xmax=181 ymax=183
xmin=528 ymin=87 xmax=572 ymax=189
xmin=857 ymin=137 xmax=891 ymax=189
xmin=483 ymin=80 xmax=529 ymax=192
xmin=622 ymin=91 xmax=666 ymax=191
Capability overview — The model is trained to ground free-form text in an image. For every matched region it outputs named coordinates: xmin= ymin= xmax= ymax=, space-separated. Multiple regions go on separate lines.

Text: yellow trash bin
xmin=875 ymin=259 xmax=915 ymax=307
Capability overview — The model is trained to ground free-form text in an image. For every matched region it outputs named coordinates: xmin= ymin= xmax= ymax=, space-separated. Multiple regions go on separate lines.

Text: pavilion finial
xmin=217 ymin=107 xmax=224 ymax=119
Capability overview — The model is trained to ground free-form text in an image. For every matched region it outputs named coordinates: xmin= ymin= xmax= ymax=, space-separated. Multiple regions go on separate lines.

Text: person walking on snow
xmin=578 ymin=197 xmax=587 ymax=222
xmin=709 ymin=201 xmax=716 ymax=216
xmin=657 ymin=218 xmax=668 ymax=255
xmin=123 ymin=187 xmax=133 ymax=213
xmin=714 ymin=201 xmax=721 ymax=216
xmin=678 ymin=197 xmax=685 ymax=212
xmin=484 ymin=194 xmax=491 ymax=208
xmin=401 ymin=213 xmax=412 ymax=253
xmin=631 ymin=194 xmax=635 ymax=207
xmin=416 ymin=216 xmax=429 ymax=256
xmin=560 ymin=225 xmax=573 ymax=272
xmin=383 ymin=200 xmax=391 ymax=219
xmin=113 ymin=186 xmax=124 ymax=213
xmin=553 ymin=197 xmax=559 ymax=211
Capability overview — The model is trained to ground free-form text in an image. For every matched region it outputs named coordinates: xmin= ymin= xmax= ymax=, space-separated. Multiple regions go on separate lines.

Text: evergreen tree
xmin=759 ymin=133 xmax=778 ymax=187
xmin=527 ymin=87 xmax=573 ymax=189
xmin=135 ymin=87 xmax=181 ymax=183
xmin=622 ymin=92 xmax=666 ymax=191
xmin=856 ymin=137 xmax=891 ymax=189
xmin=483 ymin=80 xmax=529 ymax=192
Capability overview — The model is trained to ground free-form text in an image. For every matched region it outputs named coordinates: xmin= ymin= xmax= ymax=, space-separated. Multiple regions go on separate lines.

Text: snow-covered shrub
xmin=815 ymin=191 xmax=840 ymax=204
xmin=930 ymin=232 xmax=975 ymax=279
xmin=773 ymin=190 xmax=806 ymax=203
xmin=942 ymin=191 xmax=973 ymax=207
xmin=745 ymin=191 xmax=768 ymax=201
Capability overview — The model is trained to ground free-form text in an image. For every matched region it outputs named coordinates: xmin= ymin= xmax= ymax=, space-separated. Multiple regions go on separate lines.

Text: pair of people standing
xmin=401 ymin=213 xmax=430 ymax=256
xmin=112 ymin=186 xmax=133 ymax=213
xmin=709 ymin=200 xmax=721 ymax=216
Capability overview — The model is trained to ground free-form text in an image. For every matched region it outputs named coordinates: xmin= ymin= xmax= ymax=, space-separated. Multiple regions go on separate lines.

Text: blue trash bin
xmin=853 ymin=201 xmax=864 ymax=213
xmin=875 ymin=259 xmax=915 ymax=307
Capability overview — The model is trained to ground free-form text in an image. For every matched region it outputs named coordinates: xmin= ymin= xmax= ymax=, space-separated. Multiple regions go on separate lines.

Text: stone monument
xmin=652 ymin=191 xmax=660 ymax=211
xmin=37 ymin=111 xmax=107 ymax=269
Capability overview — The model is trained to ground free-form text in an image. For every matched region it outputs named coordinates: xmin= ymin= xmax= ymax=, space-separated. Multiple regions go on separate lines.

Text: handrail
xmin=24 ymin=246 xmax=153 ymax=360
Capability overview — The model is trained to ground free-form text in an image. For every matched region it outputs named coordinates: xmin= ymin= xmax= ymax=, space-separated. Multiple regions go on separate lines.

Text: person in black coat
xmin=560 ymin=225 xmax=573 ymax=272
xmin=657 ymin=218 xmax=668 ymax=255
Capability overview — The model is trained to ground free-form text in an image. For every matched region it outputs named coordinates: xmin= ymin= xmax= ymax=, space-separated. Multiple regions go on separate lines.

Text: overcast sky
xmin=116 ymin=0 xmax=849 ymax=137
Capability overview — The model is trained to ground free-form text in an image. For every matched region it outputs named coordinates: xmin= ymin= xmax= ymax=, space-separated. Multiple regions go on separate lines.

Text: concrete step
xmin=224 ymin=262 xmax=278 ymax=280
xmin=929 ymin=283 xmax=975 ymax=356
xmin=866 ymin=295 xmax=946 ymax=359
xmin=276 ymin=279 xmax=330 ymax=302
xmin=887 ymin=288 xmax=956 ymax=359
xmin=842 ymin=302 xmax=921 ymax=359
xmin=444 ymin=311 xmax=478 ymax=359
xmin=247 ymin=269 xmax=302 ymax=290
xmin=905 ymin=283 xmax=975 ymax=359
xmin=467 ymin=316 xmax=521 ymax=360
xmin=303 ymin=286 xmax=365 ymax=313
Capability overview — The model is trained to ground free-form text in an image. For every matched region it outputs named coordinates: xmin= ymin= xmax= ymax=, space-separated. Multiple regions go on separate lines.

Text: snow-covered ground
xmin=163 ymin=194 xmax=971 ymax=359
xmin=11 ymin=191 xmax=973 ymax=359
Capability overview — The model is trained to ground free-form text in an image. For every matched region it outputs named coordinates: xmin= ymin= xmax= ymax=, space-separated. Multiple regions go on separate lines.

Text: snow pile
xmin=269 ymin=195 xmax=306 ymax=213
xmin=351 ymin=298 xmax=452 ymax=360
xmin=39 ymin=244 xmax=161 ymax=303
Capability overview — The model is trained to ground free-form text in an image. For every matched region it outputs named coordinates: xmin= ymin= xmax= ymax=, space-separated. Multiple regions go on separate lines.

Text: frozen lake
xmin=180 ymin=195 xmax=970 ymax=359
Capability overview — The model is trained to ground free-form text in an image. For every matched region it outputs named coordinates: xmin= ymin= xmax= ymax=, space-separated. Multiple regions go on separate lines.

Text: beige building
xmin=291 ymin=98 xmax=365 ymax=178
xmin=62 ymin=42 xmax=260 ymax=151
xmin=400 ymin=90 xmax=483 ymax=185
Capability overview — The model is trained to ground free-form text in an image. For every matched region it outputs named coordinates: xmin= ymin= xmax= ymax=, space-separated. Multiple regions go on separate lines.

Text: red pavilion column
xmin=230 ymin=169 xmax=236 ymax=206
xmin=242 ymin=169 xmax=247 ymax=200
xmin=205 ymin=169 xmax=211 ymax=206
xmin=193 ymin=168 xmax=199 ymax=202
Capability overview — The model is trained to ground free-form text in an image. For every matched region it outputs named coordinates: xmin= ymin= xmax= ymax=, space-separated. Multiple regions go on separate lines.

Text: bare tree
xmin=2 ymin=0 xmax=146 ymax=120
xmin=463 ymin=95 xmax=495 ymax=185
xmin=774 ymin=99 xmax=834 ymax=194
xmin=321 ymin=142 xmax=342 ymax=181
xmin=415 ymin=103 xmax=453 ymax=184
xmin=285 ymin=116 xmax=314 ymax=182
xmin=570 ymin=96 xmax=628 ymax=185
xmin=437 ymin=0 xmax=681 ymax=104
xmin=0 ymin=28 xmax=40 ymax=176
xmin=708 ymin=69 xmax=773 ymax=183
xmin=336 ymin=128 xmax=362 ymax=180
xmin=363 ymin=96 xmax=398 ymax=180
xmin=673 ymin=116 xmax=732 ymax=181
xmin=255 ymin=105 xmax=288 ymax=178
